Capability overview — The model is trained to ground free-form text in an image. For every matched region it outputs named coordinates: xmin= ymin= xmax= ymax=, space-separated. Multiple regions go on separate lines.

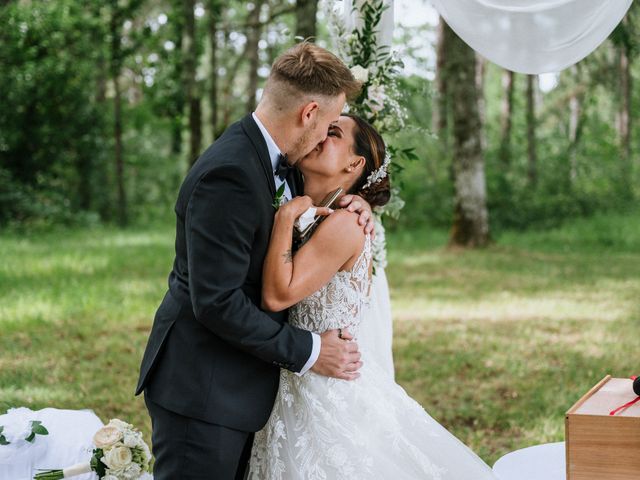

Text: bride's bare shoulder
xmin=314 ymin=208 xmax=366 ymax=251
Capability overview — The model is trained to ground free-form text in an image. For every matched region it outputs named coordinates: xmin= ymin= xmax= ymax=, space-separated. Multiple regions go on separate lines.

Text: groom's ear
xmin=300 ymin=101 xmax=319 ymax=126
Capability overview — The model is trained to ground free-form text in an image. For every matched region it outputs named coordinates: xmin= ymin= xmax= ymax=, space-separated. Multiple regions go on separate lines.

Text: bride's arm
xmin=262 ymin=196 xmax=366 ymax=312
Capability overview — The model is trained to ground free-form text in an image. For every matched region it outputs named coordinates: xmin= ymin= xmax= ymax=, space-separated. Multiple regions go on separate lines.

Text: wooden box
xmin=566 ymin=375 xmax=640 ymax=480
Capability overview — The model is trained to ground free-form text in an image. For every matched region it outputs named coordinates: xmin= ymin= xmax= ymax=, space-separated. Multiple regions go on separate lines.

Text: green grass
xmin=1 ymin=211 xmax=639 ymax=465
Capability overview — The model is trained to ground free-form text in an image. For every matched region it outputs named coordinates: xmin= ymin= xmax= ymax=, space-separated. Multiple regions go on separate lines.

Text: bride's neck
xmin=303 ymin=175 xmax=346 ymax=206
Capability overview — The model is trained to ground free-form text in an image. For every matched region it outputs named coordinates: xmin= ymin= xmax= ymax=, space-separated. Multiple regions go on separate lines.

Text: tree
xmin=295 ymin=0 xmax=318 ymax=40
xmin=499 ymin=70 xmax=515 ymax=167
xmin=441 ymin=21 xmax=490 ymax=247
xmin=108 ymin=0 xmax=146 ymax=226
xmin=207 ymin=0 xmax=223 ymax=140
xmin=432 ymin=16 xmax=448 ymax=146
xmin=567 ymin=65 xmax=585 ymax=183
xmin=182 ymin=0 xmax=201 ymax=165
xmin=526 ymin=74 xmax=538 ymax=186
xmin=245 ymin=0 xmax=266 ymax=113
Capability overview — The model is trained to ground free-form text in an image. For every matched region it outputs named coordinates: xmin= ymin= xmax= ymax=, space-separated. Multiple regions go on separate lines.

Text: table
xmin=493 ymin=442 xmax=566 ymax=480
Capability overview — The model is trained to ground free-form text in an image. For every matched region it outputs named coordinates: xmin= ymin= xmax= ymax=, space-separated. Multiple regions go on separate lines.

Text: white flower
xmin=140 ymin=441 xmax=152 ymax=463
xmin=108 ymin=419 xmax=131 ymax=432
xmin=102 ymin=445 xmax=133 ymax=470
xmin=365 ymin=84 xmax=386 ymax=113
xmin=124 ymin=462 xmax=142 ymax=478
xmin=350 ymin=65 xmax=369 ymax=83
xmin=103 ymin=476 xmax=119 ymax=480
xmin=94 ymin=425 xmax=123 ymax=449
xmin=2 ymin=408 xmax=33 ymax=443
xmin=122 ymin=429 xmax=142 ymax=448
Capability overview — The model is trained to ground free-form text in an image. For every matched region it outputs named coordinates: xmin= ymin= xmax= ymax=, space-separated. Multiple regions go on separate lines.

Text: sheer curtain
xmin=428 ymin=0 xmax=632 ymax=74
xmin=344 ymin=0 xmax=632 ymax=73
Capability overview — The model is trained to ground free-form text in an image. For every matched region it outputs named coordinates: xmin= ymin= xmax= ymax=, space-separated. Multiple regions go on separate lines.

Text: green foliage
xmin=0 ymin=1 xmax=110 ymax=226
xmin=25 ymin=420 xmax=49 ymax=443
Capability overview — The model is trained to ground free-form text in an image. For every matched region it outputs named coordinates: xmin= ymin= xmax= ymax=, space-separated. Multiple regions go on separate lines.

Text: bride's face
xmin=297 ymin=116 xmax=364 ymax=184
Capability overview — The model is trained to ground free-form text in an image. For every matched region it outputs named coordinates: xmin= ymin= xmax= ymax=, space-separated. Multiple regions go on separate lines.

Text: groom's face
xmin=290 ymin=93 xmax=346 ymax=164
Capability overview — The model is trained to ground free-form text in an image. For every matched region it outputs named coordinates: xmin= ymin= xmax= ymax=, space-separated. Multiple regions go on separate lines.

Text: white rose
xmin=366 ymin=84 xmax=386 ymax=113
xmin=108 ymin=419 xmax=131 ymax=431
xmin=102 ymin=445 xmax=133 ymax=470
xmin=123 ymin=462 xmax=142 ymax=479
xmin=122 ymin=430 xmax=141 ymax=448
xmin=140 ymin=441 xmax=152 ymax=463
xmin=350 ymin=65 xmax=369 ymax=84
xmin=93 ymin=425 xmax=122 ymax=448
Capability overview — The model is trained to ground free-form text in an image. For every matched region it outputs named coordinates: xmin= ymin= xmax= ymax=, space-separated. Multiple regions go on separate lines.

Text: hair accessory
xmin=362 ymin=152 xmax=391 ymax=190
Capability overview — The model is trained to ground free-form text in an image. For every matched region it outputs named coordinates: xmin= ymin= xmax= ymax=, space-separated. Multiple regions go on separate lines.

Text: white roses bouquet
xmin=34 ymin=419 xmax=151 ymax=480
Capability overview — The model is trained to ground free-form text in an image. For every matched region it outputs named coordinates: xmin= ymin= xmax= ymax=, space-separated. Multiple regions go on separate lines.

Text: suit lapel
xmin=241 ymin=114 xmax=276 ymax=197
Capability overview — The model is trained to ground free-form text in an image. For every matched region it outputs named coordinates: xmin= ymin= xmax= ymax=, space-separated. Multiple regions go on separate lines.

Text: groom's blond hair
xmin=262 ymin=42 xmax=361 ymax=112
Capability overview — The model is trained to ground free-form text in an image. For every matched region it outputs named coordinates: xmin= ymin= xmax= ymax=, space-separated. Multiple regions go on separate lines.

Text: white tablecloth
xmin=0 ymin=407 xmax=103 ymax=480
xmin=493 ymin=442 xmax=566 ymax=480
xmin=0 ymin=407 xmax=154 ymax=480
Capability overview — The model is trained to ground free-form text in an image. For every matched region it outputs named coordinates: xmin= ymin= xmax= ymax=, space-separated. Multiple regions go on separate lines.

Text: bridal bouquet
xmin=34 ymin=419 xmax=151 ymax=480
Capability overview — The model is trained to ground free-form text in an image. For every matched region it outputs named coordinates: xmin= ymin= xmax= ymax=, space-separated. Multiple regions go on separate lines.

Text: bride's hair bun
xmin=344 ymin=114 xmax=391 ymax=208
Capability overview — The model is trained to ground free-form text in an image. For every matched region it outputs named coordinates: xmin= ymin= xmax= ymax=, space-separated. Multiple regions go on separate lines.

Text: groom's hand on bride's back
xmin=311 ymin=329 xmax=362 ymax=381
xmin=338 ymin=195 xmax=375 ymax=237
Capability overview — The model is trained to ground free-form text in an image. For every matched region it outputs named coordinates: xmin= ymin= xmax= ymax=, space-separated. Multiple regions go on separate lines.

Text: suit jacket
xmin=136 ymin=114 xmax=312 ymax=433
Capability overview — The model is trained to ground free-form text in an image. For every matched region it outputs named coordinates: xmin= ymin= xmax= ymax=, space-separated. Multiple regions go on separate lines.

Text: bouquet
xmin=34 ymin=419 xmax=151 ymax=480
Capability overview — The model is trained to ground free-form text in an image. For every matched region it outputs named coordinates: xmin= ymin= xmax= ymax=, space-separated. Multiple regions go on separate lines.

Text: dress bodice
xmin=288 ymin=235 xmax=372 ymax=337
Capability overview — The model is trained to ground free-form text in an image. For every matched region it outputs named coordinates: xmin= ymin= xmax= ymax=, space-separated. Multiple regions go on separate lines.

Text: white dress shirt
xmin=252 ymin=112 xmax=321 ymax=375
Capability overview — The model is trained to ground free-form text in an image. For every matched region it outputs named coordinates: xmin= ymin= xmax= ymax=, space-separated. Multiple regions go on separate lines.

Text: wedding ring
xmin=338 ymin=328 xmax=344 ymax=340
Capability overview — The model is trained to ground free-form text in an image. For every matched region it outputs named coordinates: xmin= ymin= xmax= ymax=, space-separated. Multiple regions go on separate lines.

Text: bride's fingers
xmin=314 ymin=206 xmax=334 ymax=217
xmin=337 ymin=194 xmax=354 ymax=207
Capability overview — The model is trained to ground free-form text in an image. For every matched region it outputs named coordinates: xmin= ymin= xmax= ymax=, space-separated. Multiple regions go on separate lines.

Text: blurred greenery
xmin=0 ymin=1 xmax=638 ymax=233
xmin=1 ymin=211 xmax=638 ymax=463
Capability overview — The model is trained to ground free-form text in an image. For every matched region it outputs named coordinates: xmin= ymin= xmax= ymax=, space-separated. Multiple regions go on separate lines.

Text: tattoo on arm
xmin=282 ymin=249 xmax=293 ymax=264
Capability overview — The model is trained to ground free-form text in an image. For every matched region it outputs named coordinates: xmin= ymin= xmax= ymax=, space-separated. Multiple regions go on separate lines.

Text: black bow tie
xmin=275 ymin=153 xmax=293 ymax=182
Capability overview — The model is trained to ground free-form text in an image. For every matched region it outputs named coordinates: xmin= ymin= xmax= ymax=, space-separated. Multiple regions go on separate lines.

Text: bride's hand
xmin=311 ymin=328 xmax=363 ymax=381
xmin=276 ymin=195 xmax=333 ymax=222
xmin=337 ymin=194 xmax=375 ymax=237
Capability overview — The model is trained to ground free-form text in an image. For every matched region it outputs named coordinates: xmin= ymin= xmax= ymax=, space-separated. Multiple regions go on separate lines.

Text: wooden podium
xmin=565 ymin=375 xmax=640 ymax=480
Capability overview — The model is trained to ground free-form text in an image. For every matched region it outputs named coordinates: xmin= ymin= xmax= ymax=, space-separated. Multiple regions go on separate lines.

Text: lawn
xmin=1 ymin=210 xmax=639 ymax=465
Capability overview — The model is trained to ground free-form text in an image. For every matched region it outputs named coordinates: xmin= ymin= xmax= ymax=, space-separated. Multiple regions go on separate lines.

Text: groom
xmin=136 ymin=42 xmax=368 ymax=479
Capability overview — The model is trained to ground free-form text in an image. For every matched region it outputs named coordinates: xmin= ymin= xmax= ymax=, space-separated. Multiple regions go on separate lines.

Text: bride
xmin=249 ymin=114 xmax=497 ymax=479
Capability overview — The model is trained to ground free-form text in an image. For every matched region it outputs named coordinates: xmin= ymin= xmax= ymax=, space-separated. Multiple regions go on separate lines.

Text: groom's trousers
xmin=145 ymin=395 xmax=254 ymax=479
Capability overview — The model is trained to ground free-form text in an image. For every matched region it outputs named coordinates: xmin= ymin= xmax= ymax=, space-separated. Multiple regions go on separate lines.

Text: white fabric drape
xmin=429 ymin=0 xmax=633 ymax=74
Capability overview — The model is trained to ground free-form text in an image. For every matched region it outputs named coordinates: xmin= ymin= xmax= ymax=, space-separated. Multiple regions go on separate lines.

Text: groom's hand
xmin=338 ymin=195 xmax=375 ymax=237
xmin=311 ymin=329 xmax=362 ymax=381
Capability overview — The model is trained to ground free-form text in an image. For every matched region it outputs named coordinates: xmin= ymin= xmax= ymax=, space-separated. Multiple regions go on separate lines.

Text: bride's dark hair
xmin=343 ymin=114 xmax=391 ymax=208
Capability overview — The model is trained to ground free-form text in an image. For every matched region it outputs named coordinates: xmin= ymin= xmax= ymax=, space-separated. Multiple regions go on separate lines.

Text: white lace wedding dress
xmin=249 ymin=236 xmax=497 ymax=479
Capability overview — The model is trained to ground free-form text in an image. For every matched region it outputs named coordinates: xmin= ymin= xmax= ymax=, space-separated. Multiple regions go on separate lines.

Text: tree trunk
xmin=618 ymin=38 xmax=632 ymax=192
xmin=170 ymin=0 xmax=185 ymax=156
xmin=245 ymin=0 xmax=266 ymax=113
xmin=432 ymin=16 xmax=448 ymax=146
xmin=110 ymin=1 xmax=127 ymax=226
xmin=208 ymin=0 xmax=222 ymax=140
xmin=499 ymin=69 xmax=515 ymax=167
xmin=443 ymin=22 xmax=490 ymax=248
xmin=475 ymin=55 xmax=487 ymax=150
xmin=295 ymin=0 xmax=318 ymax=40
xmin=567 ymin=67 xmax=584 ymax=183
xmin=113 ymin=75 xmax=127 ymax=226
xmin=526 ymin=74 xmax=538 ymax=186
xmin=182 ymin=0 xmax=200 ymax=165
